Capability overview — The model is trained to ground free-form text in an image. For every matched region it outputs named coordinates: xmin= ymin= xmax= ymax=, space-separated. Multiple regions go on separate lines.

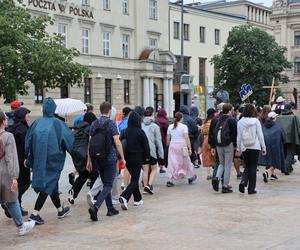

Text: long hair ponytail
xmin=173 ymin=112 xmax=183 ymax=129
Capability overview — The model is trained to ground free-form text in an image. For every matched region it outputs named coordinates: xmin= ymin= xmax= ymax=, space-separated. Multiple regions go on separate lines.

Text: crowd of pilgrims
xmin=1 ymin=96 xmax=299 ymax=236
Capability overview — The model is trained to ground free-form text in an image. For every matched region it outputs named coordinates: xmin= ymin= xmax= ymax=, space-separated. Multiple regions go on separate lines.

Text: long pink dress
xmin=167 ymin=122 xmax=194 ymax=180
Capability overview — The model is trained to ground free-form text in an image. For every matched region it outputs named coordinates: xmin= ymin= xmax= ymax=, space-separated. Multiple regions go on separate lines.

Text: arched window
xmin=294 ymin=57 xmax=300 ymax=74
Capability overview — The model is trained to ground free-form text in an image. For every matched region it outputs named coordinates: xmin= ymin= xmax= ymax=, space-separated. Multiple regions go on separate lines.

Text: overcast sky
xmin=169 ymin=0 xmax=273 ymax=7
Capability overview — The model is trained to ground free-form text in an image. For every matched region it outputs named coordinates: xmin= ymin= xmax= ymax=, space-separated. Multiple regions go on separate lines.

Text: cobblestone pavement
xmin=1 ymin=155 xmax=300 ymax=250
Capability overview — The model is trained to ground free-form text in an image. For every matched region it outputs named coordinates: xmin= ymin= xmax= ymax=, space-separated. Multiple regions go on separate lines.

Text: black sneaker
xmin=222 ymin=186 xmax=233 ymax=193
xmin=237 ymin=172 xmax=243 ymax=179
xmin=88 ymin=206 xmax=98 ymax=221
xmin=239 ymin=183 xmax=245 ymax=193
xmin=188 ymin=175 xmax=197 ymax=184
xmin=57 ymin=206 xmax=71 ymax=219
xmin=1 ymin=204 xmax=11 ymax=218
xmin=68 ymin=173 xmax=75 ymax=186
xmin=144 ymin=185 xmax=154 ymax=195
xmin=263 ymin=171 xmax=269 ymax=183
xmin=248 ymin=190 xmax=257 ymax=195
xmin=270 ymin=174 xmax=278 ymax=180
xmin=212 ymin=178 xmax=219 ymax=192
xmin=106 ymin=208 xmax=119 ymax=217
xmin=166 ymin=181 xmax=174 ymax=187
xmin=29 ymin=214 xmax=45 ymax=225
xmin=21 ymin=208 xmax=28 ymax=217
xmin=159 ymin=169 xmax=166 ymax=173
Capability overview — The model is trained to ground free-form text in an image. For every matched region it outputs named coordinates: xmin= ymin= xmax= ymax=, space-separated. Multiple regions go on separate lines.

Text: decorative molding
xmin=147 ymin=30 xmax=162 ymax=37
xmin=120 ymin=26 xmax=135 ymax=33
xmin=100 ymin=22 xmax=116 ymax=30
xmin=78 ymin=18 xmax=96 ymax=26
xmin=54 ymin=14 xmax=74 ymax=22
xmin=27 ymin=8 xmax=49 ymax=16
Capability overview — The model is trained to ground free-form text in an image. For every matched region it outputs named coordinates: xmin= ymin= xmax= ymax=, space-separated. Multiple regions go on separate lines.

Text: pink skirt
xmin=167 ymin=142 xmax=194 ymax=180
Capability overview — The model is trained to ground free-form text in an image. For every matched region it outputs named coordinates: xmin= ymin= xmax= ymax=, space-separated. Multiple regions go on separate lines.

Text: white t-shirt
xmin=167 ymin=122 xmax=188 ymax=143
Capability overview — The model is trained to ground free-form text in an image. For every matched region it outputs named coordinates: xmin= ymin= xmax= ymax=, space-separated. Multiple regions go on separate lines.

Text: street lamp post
xmin=180 ymin=0 xmax=184 ymax=76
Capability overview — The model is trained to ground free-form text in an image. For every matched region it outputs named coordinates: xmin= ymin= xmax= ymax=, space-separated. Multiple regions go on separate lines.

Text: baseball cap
xmin=268 ymin=111 xmax=278 ymax=120
xmin=10 ymin=100 xmax=23 ymax=109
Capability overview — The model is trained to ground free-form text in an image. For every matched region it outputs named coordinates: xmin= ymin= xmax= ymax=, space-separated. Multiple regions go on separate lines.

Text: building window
xmin=200 ymin=26 xmax=205 ymax=43
xmin=295 ymin=58 xmax=300 ymax=74
xmin=103 ymin=0 xmax=110 ymax=10
xmin=174 ymin=22 xmax=179 ymax=39
xmin=199 ymin=58 xmax=206 ymax=85
xmin=184 ymin=24 xmax=189 ymax=41
xmin=82 ymin=0 xmax=89 ymax=6
xmin=105 ymin=79 xmax=112 ymax=103
xmin=149 ymin=38 xmax=157 ymax=49
xmin=58 ymin=23 xmax=67 ymax=47
xmin=149 ymin=0 xmax=157 ymax=20
xmin=35 ymin=85 xmax=43 ymax=104
xmin=295 ymin=31 xmax=300 ymax=46
xmin=124 ymin=80 xmax=130 ymax=104
xmin=84 ymin=78 xmax=92 ymax=103
xmin=215 ymin=29 xmax=220 ymax=45
xmin=82 ymin=29 xmax=89 ymax=54
xmin=122 ymin=34 xmax=129 ymax=58
xmin=122 ymin=0 xmax=129 ymax=15
xmin=60 ymin=85 xmax=69 ymax=98
xmin=103 ymin=32 xmax=110 ymax=56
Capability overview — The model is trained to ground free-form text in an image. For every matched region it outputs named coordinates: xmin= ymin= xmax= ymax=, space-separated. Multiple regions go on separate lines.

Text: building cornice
xmin=54 ymin=14 xmax=74 ymax=22
xmin=27 ymin=8 xmax=49 ymax=16
xmin=119 ymin=26 xmax=135 ymax=33
xmin=147 ymin=30 xmax=162 ymax=37
xmin=78 ymin=18 xmax=96 ymax=26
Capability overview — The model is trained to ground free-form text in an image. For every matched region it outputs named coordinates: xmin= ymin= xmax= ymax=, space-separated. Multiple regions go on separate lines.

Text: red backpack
xmin=0 ymin=131 xmax=6 ymax=160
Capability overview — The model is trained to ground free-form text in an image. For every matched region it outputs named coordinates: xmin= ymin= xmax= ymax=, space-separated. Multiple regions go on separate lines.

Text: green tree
xmin=211 ymin=25 xmax=292 ymax=106
xmin=0 ymin=0 xmax=91 ymax=102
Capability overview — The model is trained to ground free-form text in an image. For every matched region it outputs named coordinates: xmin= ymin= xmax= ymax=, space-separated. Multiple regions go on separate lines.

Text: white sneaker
xmin=119 ymin=196 xmax=128 ymax=210
xmin=112 ymin=199 xmax=120 ymax=205
xmin=133 ymin=200 xmax=144 ymax=207
xmin=87 ymin=193 xmax=95 ymax=207
xmin=18 ymin=221 xmax=35 ymax=236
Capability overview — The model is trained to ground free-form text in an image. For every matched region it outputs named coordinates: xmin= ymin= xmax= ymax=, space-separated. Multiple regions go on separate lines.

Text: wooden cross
xmin=262 ymin=78 xmax=280 ymax=105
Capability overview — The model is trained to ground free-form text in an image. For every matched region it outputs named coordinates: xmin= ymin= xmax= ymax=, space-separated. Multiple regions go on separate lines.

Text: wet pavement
xmin=1 ymin=155 xmax=300 ymax=250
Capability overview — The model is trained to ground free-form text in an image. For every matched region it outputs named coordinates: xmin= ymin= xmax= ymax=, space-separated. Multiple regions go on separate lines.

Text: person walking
xmin=25 ymin=98 xmax=74 ymax=225
xmin=259 ymin=112 xmax=285 ymax=183
xmin=156 ymin=108 xmax=169 ymax=173
xmin=200 ymin=108 xmax=216 ymax=180
xmin=142 ymin=106 xmax=164 ymax=195
xmin=88 ymin=102 xmax=126 ymax=221
xmin=212 ymin=103 xmax=237 ymax=194
xmin=119 ymin=111 xmax=150 ymax=210
xmin=8 ymin=107 xmax=31 ymax=216
xmin=0 ymin=111 xmax=35 ymax=236
xmin=190 ymin=106 xmax=202 ymax=168
xmin=68 ymin=112 xmax=98 ymax=205
xmin=166 ymin=112 xmax=197 ymax=187
xmin=237 ymin=104 xmax=266 ymax=195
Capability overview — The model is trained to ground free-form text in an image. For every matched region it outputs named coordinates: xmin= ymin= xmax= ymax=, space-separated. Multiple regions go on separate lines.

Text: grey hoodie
xmin=142 ymin=117 xmax=164 ymax=160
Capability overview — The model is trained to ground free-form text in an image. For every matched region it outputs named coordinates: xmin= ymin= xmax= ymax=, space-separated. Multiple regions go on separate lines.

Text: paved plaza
xmin=1 ymin=155 xmax=300 ymax=250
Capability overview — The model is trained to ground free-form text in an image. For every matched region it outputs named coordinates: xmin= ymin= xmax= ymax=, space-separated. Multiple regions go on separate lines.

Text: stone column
xmin=149 ymin=78 xmax=154 ymax=108
xmin=163 ymin=78 xmax=169 ymax=116
xmin=168 ymin=78 xmax=173 ymax=118
xmin=143 ymin=77 xmax=150 ymax=107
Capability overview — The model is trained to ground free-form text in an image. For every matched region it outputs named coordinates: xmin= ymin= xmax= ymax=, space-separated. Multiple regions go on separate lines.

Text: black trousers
xmin=241 ymin=149 xmax=260 ymax=193
xmin=72 ymin=170 xmax=98 ymax=198
xmin=121 ymin=153 xmax=143 ymax=202
xmin=18 ymin=164 xmax=31 ymax=205
xmin=284 ymin=143 xmax=295 ymax=173
xmin=34 ymin=191 xmax=61 ymax=211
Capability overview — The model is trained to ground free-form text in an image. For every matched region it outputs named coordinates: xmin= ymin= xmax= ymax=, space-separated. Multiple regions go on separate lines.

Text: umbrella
xmin=54 ymin=98 xmax=87 ymax=114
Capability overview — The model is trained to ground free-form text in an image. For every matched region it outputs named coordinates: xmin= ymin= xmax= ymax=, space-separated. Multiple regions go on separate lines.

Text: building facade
xmin=271 ymin=0 xmax=300 ymax=108
xmin=17 ymin=0 xmax=175 ymax=117
xmin=169 ymin=3 xmax=246 ymax=116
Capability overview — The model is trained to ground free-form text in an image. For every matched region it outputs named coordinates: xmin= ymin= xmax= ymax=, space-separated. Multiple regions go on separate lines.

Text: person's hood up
xmin=143 ymin=116 xmax=155 ymax=126
xmin=190 ymin=106 xmax=199 ymax=121
xmin=43 ymin=97 xmax=56 ymax=117
xmin=128 ymin=111 xmax=141 ymax=129
xmin=156 ymin=108 xmax=168 ymax=127
xmin=14 ymin=107 xmax=30 ymax=123
xmin=264 ymin=118 xmax=275 ymax=129
xmin=179 ymin=105 xmax=189 ymax=115
xmin=239 ymin=117 xmax=257 ymax=127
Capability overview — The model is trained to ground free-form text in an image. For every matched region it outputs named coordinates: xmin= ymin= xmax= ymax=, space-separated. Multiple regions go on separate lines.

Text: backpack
xmin=215 ymin=117 xmax=231 ymax=146
xmin=70 ymin=124 xmax=90 ymax=172
xmin=0 ymin=131 xmax=6 ymax=160
xmin=89 ymin=120 xmax=110 ymax=160
xmin=241 ymin=125 xmax=256 ymax=147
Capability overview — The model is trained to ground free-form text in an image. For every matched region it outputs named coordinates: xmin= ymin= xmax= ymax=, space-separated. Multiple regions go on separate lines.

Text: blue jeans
xmin=6 ymin=200 xmax=23 ymax=227
xmin=92 ymin=159 xmax=116 ymax=210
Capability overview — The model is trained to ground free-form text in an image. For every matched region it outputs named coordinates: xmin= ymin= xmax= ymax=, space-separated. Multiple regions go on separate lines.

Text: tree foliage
xmin=211 ymin=25 xmax=292 ymax=106
xmin=0 ymin=0 xmax=91 ymax=102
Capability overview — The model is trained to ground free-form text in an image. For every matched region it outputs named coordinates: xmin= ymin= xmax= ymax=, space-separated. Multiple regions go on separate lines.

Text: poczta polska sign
xmin=28 ymin=0 xmax=94 ymax=19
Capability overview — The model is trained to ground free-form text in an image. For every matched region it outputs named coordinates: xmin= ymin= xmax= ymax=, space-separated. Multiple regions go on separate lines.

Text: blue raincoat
xmin=25 ymin=98 xmax=74 ymax=194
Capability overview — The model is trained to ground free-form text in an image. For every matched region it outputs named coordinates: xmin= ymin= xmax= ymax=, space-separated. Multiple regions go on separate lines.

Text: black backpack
xmin=215 ymin=116 xmax=231 ymax=146
xmin=89 ymin=120 xmax=110 ymax=160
